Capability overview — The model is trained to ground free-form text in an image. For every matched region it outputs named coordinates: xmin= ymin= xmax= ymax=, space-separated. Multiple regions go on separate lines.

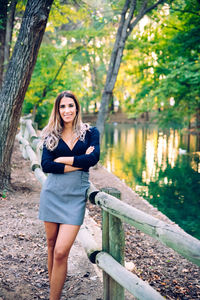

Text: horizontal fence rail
xmin=96 ymin=252 xmax=164 ymax=300
xmin=16 ymin=118 xmax=46 ymax=185
xmin=88 ymin=184 xmax=200 ymax=267
xmin=17 ymin=116 xmax=200 ymax=300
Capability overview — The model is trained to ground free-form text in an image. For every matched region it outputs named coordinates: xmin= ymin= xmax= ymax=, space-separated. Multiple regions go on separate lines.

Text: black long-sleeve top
xmin=41 ymin=127 xmax=100 ymax=174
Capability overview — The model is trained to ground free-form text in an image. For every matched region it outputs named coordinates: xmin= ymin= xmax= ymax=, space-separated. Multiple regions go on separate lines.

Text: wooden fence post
xmin=102 ymin=209 xmax=110 ymax=300
xmin=101 ymin=187 xmax=125 ymax=300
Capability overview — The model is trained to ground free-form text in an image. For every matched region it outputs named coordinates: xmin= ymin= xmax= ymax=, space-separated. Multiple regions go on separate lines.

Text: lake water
xmin=100 ymin=123 xmax=200 ymax=239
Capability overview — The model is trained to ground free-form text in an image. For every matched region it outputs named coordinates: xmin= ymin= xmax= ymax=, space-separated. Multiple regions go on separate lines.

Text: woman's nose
xmin=64 ymin=106 xmax=70 ymax=112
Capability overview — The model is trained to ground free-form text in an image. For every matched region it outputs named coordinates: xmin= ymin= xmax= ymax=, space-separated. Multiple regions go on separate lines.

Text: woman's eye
xmin=60 ymin=103 xmax=74 ymax=109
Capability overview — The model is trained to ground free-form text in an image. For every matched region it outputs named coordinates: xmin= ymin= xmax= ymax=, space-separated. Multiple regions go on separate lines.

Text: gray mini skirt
xmin=39 ymin=171 xmax=90 ymax=225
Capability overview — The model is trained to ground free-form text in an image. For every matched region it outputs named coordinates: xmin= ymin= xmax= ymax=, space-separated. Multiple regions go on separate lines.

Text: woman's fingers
xmin=54 ymin=157 xmax=62 ymax=163
xmin=86 ymin=146 xmax=95 ymax=154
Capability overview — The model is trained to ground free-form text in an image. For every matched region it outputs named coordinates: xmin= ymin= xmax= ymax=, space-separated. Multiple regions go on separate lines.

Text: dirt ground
xmin=0 ymin=141 xmax=200 ymax=300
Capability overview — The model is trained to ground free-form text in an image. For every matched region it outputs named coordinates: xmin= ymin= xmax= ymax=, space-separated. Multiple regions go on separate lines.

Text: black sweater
xmin=41 ymin=127 xmax=100 ymax=173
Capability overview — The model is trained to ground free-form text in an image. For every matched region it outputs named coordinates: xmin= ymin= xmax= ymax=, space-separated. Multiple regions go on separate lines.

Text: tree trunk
xmin=96 ymin=0 xmax=166 ymax=136
xmin=145 ymin=111 xmax=149 ymax=121
xmin=88 ymin=40 xmax=99 ymax=113
xmin=0 ymin=0 xmax=53 ymax=191
xmin=109 ymin=92 xmax=114 ymax=113
xmin=196 ymin=106 xmax=200 ymax=129
xmin=4 ymin=0 xmax=17 ymax=75
xmin=0 ymin=0 xmax=8 ymax=88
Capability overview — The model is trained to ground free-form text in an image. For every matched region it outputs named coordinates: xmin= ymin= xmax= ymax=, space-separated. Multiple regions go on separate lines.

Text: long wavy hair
xmin=40 ymin=91 xmax=90 ymax=151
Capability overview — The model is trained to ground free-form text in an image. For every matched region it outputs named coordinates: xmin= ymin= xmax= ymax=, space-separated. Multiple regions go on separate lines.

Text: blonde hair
xmin=40 ymin=91 xmax=90 ymax=151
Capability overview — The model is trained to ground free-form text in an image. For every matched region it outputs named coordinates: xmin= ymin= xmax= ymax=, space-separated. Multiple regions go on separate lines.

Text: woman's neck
xmin=62 ymin=123 xmax=74 ymax=135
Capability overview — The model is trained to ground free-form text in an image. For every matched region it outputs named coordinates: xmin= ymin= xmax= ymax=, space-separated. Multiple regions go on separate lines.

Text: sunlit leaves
xmin=122 ymin=0 xmax=200 ymax=128
xmin=22 ymin=0 xmax=117 ymax=127
xmin=47 ymin=1 xmax=88 ymax=32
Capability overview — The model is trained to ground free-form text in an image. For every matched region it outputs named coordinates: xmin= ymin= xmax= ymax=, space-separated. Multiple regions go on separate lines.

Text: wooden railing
xmin=16 ymin=116 xmax=200 ymax=300
xmin=17 ymin=115 xmax=46 ymax=185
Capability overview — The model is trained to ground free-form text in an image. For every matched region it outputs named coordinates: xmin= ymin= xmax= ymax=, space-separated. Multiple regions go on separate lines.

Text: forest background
xmin=0 ymin=0 xmax=200 ymax=193
xmin=3 ymin=0 xmax=199 ymax=130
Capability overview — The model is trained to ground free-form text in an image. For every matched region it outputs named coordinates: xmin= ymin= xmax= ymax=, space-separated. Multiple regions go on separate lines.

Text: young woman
xmin=39 ymin=91 xmax=100 ymax=300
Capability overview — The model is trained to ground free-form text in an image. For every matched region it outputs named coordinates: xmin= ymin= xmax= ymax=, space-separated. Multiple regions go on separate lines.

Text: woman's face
xmin=59 ymin=96 xmax=77 ymax=125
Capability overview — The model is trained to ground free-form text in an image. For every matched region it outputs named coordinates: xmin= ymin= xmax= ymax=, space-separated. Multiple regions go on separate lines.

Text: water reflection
xmin=101 ymin=124 xmax=200 ymax=239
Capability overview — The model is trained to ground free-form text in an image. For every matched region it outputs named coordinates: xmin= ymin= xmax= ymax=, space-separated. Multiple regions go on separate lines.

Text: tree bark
xmin=96 ymin=0 xmax=166 ymax=136
xmin=0 ymin=0 xmax=54 ymax=191
xmin=4 ymin=0 xmax=17 ymax=75
xmin=88 ymin=49 xmax=99 ymax=112
xmin=196 ymin=106 xmax=200 ymax=129
xmin=0 ymin=0 xmax=8 ymax=88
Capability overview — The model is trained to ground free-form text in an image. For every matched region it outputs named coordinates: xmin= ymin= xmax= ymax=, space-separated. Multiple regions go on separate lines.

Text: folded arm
xmin=41 ymin=145 xmax=65 ymax=174
xmin=42 ymin=127 xmax=100 ymax=174
xmin=41 ymin=145 xmax=82 ymax=174
xmin=54 ymin=128 xmax=100 ymax=170
xmin=54 ymin=146 xmax=95 ymax=165
xmin=72 ymin=127 xmax=100 ymax=169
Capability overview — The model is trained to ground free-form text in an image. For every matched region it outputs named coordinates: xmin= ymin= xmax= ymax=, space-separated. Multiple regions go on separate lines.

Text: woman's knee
xmin=47 ymin=237 xmax=57 ymax=249
xmin=54 ymin=246 xmax=70 ymax=262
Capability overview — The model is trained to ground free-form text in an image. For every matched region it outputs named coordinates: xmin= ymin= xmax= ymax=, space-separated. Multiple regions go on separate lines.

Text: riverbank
xmin=0 ymin=141 xmax=199 ymax=299
xmin=83 ymin=112 xmax=200 ymax=134
xmin=82 ymin=111 xmax=145 ymax=125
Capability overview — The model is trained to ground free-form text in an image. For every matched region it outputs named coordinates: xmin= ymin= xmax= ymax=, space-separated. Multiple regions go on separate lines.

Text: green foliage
xmin=22 ymin=0 xmax=117 ymax=128
xmin=154 ymin=109 xmax=187 ymax=129
xmin=21 ymin=0 xmax=200 ymax=129
xmin=122 ymin=0 xmax=200 ymax=128
xmin=22 ymin=43 xmax=87 ymax=128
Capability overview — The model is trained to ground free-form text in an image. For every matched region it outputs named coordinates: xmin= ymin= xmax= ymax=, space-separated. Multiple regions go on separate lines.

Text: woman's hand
xmin=64 ymin=165 xmax=82 ymax=173
xmin=86 ymin=146 xmax=95 ymax=154
xmin=53 ymin=147 xmax=94 ymax=165
xmin=54 ymin=157 xmax=63 ymax=163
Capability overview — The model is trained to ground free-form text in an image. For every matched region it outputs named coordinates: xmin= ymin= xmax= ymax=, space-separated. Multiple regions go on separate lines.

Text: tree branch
xmin=128 ymin=0 xmax=148 ymax=36
xmin=144 ymin=0 xmax=166 ymax=15
xmin=105 ymin=0 xmax=130 ymax=83
xmin=124 ymin=0 xmax=137 ymax=36
xmin=128 ymin=0 xmax=168 ymax=36
xmin=170 ymin=7 xmax=200 ymax=17
xmin=163 ymin=25 xmax=184 ymax=32
xmin=37 ymin=46 xmax=83 ymax=105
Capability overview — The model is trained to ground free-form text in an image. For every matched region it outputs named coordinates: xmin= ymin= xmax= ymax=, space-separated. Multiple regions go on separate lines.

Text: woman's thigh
xmin=44 ymin=221 xmax=59 ymax=247
xmin=55 ymin=224 xmax=80 ymax=254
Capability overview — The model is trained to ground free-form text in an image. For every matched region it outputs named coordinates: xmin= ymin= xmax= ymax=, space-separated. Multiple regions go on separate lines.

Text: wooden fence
xmin=16 ymin=116 xmax=200 ymax=300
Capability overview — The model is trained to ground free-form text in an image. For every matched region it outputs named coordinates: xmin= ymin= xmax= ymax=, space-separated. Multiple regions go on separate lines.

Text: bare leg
xmin=50 ymin=224 xmax=80 ymax=300
xmin=44 ymin=222 xmax=59 ymax=282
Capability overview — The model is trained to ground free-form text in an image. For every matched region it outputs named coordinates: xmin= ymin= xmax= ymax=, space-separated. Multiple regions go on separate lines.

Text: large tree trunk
xmin=0 ymin=0 xmax=8 ymax=88
xmin=0 ymin=0 xmax=54 ymax=191
xmin=88 ymin=52 xmax=99 ymax=113
xmin=196 ymin=105 xmax=200 ymax=129
xmin=4 ymin=0 xmax=17 ymax=76
xmin=96 ymin=0 xmax=166 ymax=136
